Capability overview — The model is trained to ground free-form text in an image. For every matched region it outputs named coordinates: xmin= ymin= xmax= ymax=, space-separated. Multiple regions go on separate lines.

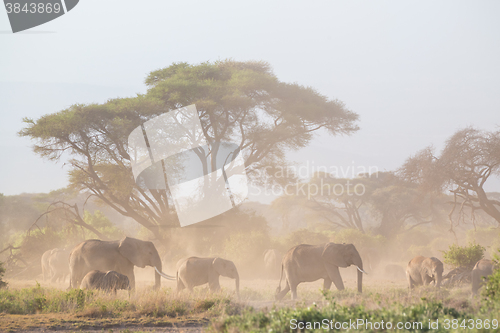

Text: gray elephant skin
xmin=406 ymin=256 xmax=443 ymax=289
xmin=275 ymin=243 xmax=364 ymax=300
xmin=176 ymin=257 xmax=240 ymax=298
xmin=263 ymin=249 xmax=282 ymax=278
xmin=81 ymin=270 xmax=130 ymax=293
xmin=41 ymin=248 xmax=70 ymax=283
xmin=471 ymin=259 xmax=498 ymax=295
xmin=69 ymin=237 xmax=175 ymax=289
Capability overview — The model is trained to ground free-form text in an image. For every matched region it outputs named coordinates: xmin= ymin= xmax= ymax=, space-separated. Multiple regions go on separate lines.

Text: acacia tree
xmin=368 ymin=172 xmax=442 ymax=236
xmin=400 ymin=127 xmax=500 ymax=232
xmin=20 ymin=60 xmax=359 ymax=238
xmin=277 ymin=172 xmax=369 ymax=232
xmin=274 ymin=171 xmax=440 ymax=236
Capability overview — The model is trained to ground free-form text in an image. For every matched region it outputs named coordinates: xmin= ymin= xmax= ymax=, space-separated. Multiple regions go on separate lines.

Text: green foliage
xmin=443 ymin=242 xmax=485 ymax=269
xmin=0 ymin=193 xmax=48 ymax=249
xmin=212 ymin=297 xmax=483 ymax=333
xmin=0 ymin=284 xmax=94 ymax=314
xmin=8 ymin=227 xmax=65 ymax=264
xmin=482 ymin=251 xmax=500 ymax=305
xmin=0 ymin=286 xmax=231 ymax=317
xmin=5 ymin=209 xmax=123 ymax=271
xmin=20 ymin=60 xmax=359 ymax=235
xmin=467 ymin=227 xmax=500 ymax=257
xmin=82 ymin=210 xmax=123 ymax=240
xmin=0 ymin=261 xmax=7 ymax=289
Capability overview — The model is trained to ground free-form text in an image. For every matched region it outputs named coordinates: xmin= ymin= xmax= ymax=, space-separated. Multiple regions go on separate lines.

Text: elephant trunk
xmin=354 ymin=255 xmax=363 ymax=293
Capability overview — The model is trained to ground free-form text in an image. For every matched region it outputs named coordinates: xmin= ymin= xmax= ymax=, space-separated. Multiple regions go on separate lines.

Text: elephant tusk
xmin=154 ymin=266 xmax=176 ymax=280
xmin=355 ymin=265 xmax=368 ymax=275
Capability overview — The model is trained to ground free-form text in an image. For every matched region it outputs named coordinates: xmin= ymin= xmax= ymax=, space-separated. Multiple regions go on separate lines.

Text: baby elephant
xmin=406 ymin=256 xmax=444 ymax=289
xmin=81 ymin=270 xmax=130 ymax=293
xmin=176 ymin=257 xmax=239 ymax=298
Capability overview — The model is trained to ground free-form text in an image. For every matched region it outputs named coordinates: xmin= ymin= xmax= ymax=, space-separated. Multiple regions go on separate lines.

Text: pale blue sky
xmin=1 ymin=0 xmax=499 ymax=196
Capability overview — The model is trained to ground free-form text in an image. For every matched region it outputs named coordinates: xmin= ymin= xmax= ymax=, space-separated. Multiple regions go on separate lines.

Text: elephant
xmin=41 ymin=248 xmax=70 ymax=283
xmin=471 ymin=259 xmax=498 ymax=295
xmin=275 ymin=243 xmax=365 ymax=301
xmin=263 ymin=249 xmax=282 ymax=278
xmin=69 ymin=236 xmax=176 ymax=289
xmin=81 ymin=270 xmax=130 ymax=293
xmin=176 ymin=257 xmax=240 ymax=298
xmin=406 ymin=256 xmax=443 ymax=289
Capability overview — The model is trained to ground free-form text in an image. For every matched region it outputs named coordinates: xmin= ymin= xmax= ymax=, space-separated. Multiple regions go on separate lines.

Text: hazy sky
xmin=1 ymin=0 xmax=499 ymax=197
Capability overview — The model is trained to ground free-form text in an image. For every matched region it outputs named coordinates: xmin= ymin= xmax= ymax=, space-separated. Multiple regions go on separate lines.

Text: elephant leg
xmin=123 ymin=269 xmax=135 ymax=290
xmin=209 ymin=280 xmax=221 ymax=293
xmin=422 ymin=274 xmax=431 ymax=286
xmin=407 ymin=273 xmax=414 ymax=290
xmin=70 ymin=271 xmax=81 ymax=289
xmin=275 ymin=281 xmax=291 ymax=301
xmin=323 ymin=278 xmax=332 ymax=291
xmin=325 ymin=265 xmax=345 ymax=291
xmin=176 ymin=279 xmax=186 ymax=294
xmin=180 ymin=277 xmax=194 ymax=293
xmin=290 ymin=281 xmax=299 ymax=300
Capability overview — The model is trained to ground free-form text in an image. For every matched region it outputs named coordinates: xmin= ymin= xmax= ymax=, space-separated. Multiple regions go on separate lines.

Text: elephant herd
xmin=39 ymin=236 xmax=498 ymax=299
xmin=405 ymin=255 xmax=498 ymax=295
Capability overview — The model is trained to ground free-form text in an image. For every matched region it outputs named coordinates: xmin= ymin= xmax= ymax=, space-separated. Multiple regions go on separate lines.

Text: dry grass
xmin=1 ymin=275 xmax=484 ymax=332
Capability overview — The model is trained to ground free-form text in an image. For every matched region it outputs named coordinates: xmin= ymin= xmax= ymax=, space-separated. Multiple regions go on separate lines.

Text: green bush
xmin=443 ymin=242 xmax=485 ymax=269
xmin=483 ymin=251 xmax=500 ymax=305
xmin=0 ymin=262 xmax=7 ymax=289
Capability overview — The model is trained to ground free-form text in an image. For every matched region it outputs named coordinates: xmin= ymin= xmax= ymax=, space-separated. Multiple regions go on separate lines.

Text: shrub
xmin=482 ymin=250 xmax=500 ymax=304
xmin=0 ymin=261 xmax=6 ymax=289
xmin=443 ymin=242 xmax=485 ymax=269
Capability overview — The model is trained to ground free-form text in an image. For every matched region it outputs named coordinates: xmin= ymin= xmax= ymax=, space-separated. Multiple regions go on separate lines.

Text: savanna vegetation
xmin=1 ymin=60 xmax=499 ymax=332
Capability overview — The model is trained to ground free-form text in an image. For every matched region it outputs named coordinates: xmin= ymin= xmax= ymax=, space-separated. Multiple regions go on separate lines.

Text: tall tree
xmin=20 ymin=60 xmax=359 ymax=237
xmin=400 ymin=127 xmax=500 ymax=232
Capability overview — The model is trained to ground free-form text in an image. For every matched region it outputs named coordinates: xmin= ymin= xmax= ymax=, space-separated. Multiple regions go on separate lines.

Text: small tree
xmin=443 ymin=242 xmax=485 ymax=269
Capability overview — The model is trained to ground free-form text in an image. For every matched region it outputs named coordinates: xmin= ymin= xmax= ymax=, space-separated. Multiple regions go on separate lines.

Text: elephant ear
xmin=322 ymin=243 xmax=348 ymax=268
xmin=118 ymin=237 xmax=147 ymax=268
xmin=212 ymin=258 xmax=228 ymax=276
